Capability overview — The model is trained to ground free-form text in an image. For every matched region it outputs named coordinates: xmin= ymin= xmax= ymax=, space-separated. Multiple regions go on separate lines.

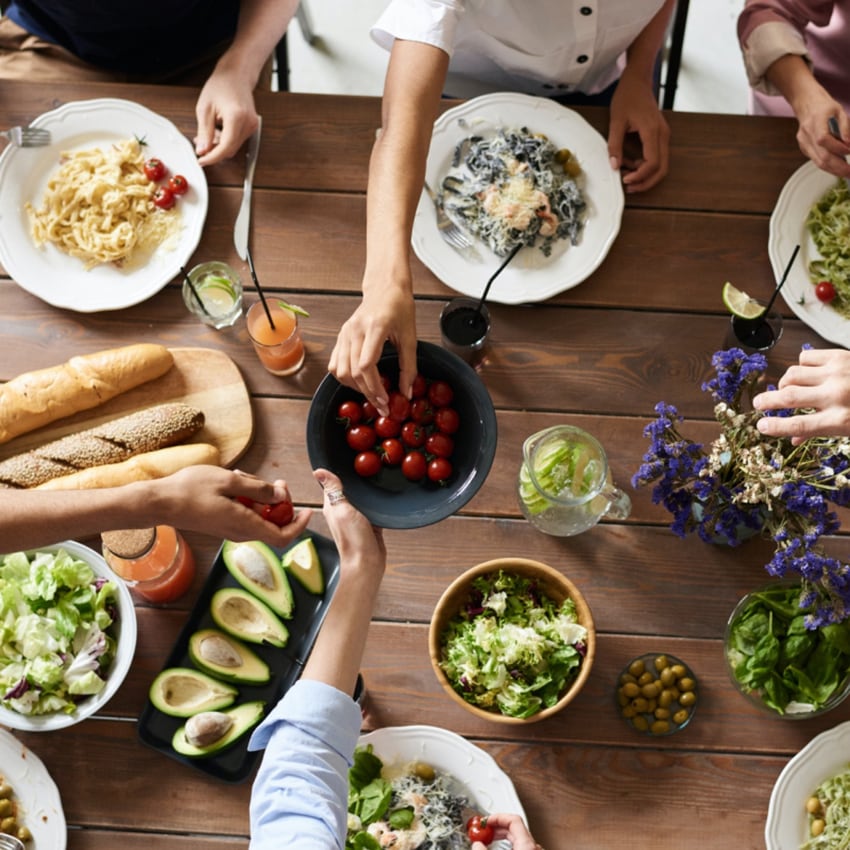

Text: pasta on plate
xmin=26 ymin=138 xmax=180 ymax=270
xmin=807 ymin=179 xmax=850 ymax=318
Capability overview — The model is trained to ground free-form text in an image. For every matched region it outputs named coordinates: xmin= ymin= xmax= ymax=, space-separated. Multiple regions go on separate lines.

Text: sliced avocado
xmin=188 ymin=628 xmax=271 ymax=685
xmin=210 ymin=587 xmax=290 ymax=647
xmin=221 ymin=540 xmax=294 ymax=619
xmin=282 ymin=537 xmax=325 ymax=595
xmin=171 ymin=701 xmax=266 ymax=758
xmin=149 ymin=667 xmax=237 ymax=718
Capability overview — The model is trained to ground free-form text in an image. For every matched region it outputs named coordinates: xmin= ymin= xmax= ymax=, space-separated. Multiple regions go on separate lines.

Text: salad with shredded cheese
xmin=440 ymin=127 xmax=587 ymax=258
xmin=807 ymin=179 xmax=850 ymax=317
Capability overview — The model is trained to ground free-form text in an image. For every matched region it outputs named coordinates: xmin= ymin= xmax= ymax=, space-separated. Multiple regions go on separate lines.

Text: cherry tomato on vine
xmin=434 ymin=407 xmax=460 ymax=434
xmin=143 ymin=158 xmax=167 ymax=182
xmin=466 ymin=815 xmax=494 ymax=846
xmin=152 ymin=185 xmax=175 ymax=209
xmin=401 ymin=421 xmax=426 ymax=448
xmin=374 ymin=415 xmax=401 ymax=439
xmin=427 ymin=457 xmax=453 ymax=483
xmin=337 ymin=400 xmax=362 ymax=427
xmin=425 ymin=432 xmax=454 ymax=459
xmin=167 ymin=174 xmax=189 ymax=195
xmin=402 ymin=451 xmax=427 ymax=481
xmin=261 ymin=499 xmax=294 ymax=526
xmin=354 ymin=450 xmax=382 ymax=477
xmin=816 ymin=280 xmax=837 ymax=303
xmin=380 ymin=437 xmax=404 ymax=467
xmin=428 ymin=380 xmax=454 ymax=408
xmin=346 ymin=424 xmax=377 ymax=452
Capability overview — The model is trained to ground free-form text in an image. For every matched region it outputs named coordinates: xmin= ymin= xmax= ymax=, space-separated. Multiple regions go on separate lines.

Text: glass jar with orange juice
xmin=101 ymin=526 xmax=196 ymax=604
xmin=246 ymin=299 xmax=306 ymax=376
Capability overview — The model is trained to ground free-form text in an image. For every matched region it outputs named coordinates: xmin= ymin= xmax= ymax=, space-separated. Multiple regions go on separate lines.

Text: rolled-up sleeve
xmin=248 ymin=679 xmax=362 ymax=850
xmin=371 ymin=0 xmax=462 ymax=55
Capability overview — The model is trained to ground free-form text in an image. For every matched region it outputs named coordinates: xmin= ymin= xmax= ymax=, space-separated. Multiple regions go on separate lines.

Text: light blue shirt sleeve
xmin=248 ymin=679 xmax=362 ymax=850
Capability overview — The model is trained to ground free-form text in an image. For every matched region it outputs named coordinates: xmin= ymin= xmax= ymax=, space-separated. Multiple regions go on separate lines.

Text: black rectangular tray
xmin=137 ymin=530 xmax=340 ymax=783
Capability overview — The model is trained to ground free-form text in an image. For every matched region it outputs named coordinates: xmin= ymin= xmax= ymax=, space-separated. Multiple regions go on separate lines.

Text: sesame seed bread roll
xmin=0 ymin=343 xmax=174 ymax=445
xmin=35 ymin=443 xmax=220 ymax=491
xmin=0 ymin=402 xmax=204 ymax=489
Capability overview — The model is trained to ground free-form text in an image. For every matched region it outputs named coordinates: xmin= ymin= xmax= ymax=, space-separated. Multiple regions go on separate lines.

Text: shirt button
xmin=580 ymin=5 xmax=593 ymax=14
xmin=577 ymin=54 xmax=588 ymax=64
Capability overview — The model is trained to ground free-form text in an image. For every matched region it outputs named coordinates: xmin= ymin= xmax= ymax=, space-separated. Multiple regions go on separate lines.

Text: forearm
xmin=623 ymin=0 xmax=676 ymax=82
xmin=764 ymin=52 xmax=826 ymax=111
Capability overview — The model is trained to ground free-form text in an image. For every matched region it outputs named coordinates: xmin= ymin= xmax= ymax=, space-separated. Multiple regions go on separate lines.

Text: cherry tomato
xmin=361 ymin=400 xmax=378 ymax=423
xmin=387 ymin=391 xmax=411 ymax=423
xmin=346 ymin=424 xmax=377 ymax=452
xmin=427 ymin=457 xmax=453 ymax=483
xmin=434 ymin=406 xmax=460 ymax=434
xmin=425 ymin=432 xmax=454 ymax=459
xmin=235 ymin=496 xmax=255 ymax=509
xmin=354 ymin=450 xmax=382 ymax=477
xmin=410 ymin=397 xmax=435 ymax=426
xmin=380 ymin=437 xmax=404 ymax=467
xmin=380 ymin=374 xmax=392 ymax=393
xmin=337 ymin=400 xmax=362 ymax=427
xmin=261 ymin=499 xmax=294 ymax=527
xmin=410 ymin=374 xmax=427 ymax=398
xmin=816 ymin=280 xmax=837 ymax=303
xmin=428 ymin=380 xmax=454 ymax=408
xmin=401 ymin=421 xmax=426 ymax=448
xmin=152 ymin=185 xmax=175 ymax=209
xmin=143 ymin=157 xmax=167 ymax=182
xmin=167 ymin=174 xmax=189 ymax=195
xmin=402 ymin=450 xmax=427 ymax=482
xmin=467 ymin=815 xmax=494 ymax=846
xmin=374 ymin=415 xmax=401 ymax=439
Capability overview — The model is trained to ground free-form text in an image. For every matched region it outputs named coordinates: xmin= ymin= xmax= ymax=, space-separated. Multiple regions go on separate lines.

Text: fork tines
xmin=1 ymin=126 xmax=52 ymax=147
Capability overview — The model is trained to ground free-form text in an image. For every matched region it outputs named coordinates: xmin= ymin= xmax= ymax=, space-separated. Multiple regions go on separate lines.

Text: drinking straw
xmin=475 ymin=242 xmax=523 ymax=317
xmin=762 ymin=243 xmax=800 ymax=316
xmin=245 ymin=246 xmax=275 ymax=330
xmin=180 ymin=265 xmax=212 ymax=318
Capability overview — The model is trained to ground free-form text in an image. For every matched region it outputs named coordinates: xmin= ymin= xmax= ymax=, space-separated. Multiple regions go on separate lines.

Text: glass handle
xmin=601 ymin=486 xmax=631 ymax=521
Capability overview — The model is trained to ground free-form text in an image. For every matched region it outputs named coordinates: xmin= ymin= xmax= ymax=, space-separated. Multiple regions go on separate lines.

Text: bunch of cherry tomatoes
xmin=143 ymin=156 xmax=190 ymax=211
xmin=337 ymin=374 xmax=460 ymax=484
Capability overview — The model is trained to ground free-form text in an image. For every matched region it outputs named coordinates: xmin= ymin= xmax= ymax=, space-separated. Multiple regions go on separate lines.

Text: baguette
xmin=36 ymin=443 xmax=220 ymax=491
xmin=0 ymin=343 xmax=174 ymax=445
xmin=0 ymin=402 xmax=204 ymax=488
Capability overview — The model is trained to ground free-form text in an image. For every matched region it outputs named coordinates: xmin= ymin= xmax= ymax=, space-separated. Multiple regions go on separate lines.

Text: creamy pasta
xmin=26 ymin=138 xmax=180 ymax=270
xmin=806 ymin=179 xmax=850 ymax=317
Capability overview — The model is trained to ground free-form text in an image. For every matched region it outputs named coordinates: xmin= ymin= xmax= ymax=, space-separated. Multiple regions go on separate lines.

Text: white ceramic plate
xmin=0 ymin=540 xmax=137 ymax=732
xmin=413 ymin=92 xmax=624 ymax=305
xmin=765 ymin=719 xmax=850 ymax=849
xmin=769 ymin=161 xmax=850 ymax=348
xmin=0 ymin=728 xmax=67 ymax=849
xmin=0 ymin=98 xmax=208 ymax=312
xmin=358 ymin=725 xmax=526 ymax=848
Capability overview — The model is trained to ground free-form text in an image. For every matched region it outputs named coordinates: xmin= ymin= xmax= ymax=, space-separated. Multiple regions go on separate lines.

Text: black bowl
xmin=306 ymin=341 xmax=497 ymax=529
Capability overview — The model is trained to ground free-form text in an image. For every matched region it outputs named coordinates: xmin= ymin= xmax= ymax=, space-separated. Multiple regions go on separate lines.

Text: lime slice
xmin=276 ymin=299 xmax=310 ymax=318
xmin=722 ymin=282 xmax=765 ymax=319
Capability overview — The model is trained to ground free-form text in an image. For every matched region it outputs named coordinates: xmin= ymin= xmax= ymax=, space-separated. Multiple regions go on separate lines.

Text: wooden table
xmin=3 ymin=80 xmax=847 ymax=850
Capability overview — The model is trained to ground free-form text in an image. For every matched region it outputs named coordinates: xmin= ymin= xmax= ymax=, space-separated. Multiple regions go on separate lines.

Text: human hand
xmin=143 ymin=465 xmax=311 ymax=545
xmin=194 ymin=66 xmax=260 ymax=166
xmin=469 ymin=813 xmax=540 ymax=850
xmin=753 ymin=349 xmax=850 ymax=442
xmin=328 ymin=278 xmax=418 ymax=416
xmin=608 ymin=69 xmax=670 ymax=193
xmin=794 ymin=93 xmax=850 ymax=180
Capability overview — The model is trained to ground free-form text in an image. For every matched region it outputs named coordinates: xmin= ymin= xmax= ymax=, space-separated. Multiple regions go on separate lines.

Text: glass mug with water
xmin=517 ymin=425 xmax=631 ymax=536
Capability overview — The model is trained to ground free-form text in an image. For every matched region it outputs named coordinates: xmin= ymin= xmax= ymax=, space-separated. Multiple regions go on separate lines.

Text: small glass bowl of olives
xmin=615 ymin=653 xmax=698 ymax=736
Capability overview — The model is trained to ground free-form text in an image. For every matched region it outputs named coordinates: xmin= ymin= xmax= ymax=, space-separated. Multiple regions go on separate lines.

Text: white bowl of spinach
xmin=725 ymin=582 xmax=850 ymax=718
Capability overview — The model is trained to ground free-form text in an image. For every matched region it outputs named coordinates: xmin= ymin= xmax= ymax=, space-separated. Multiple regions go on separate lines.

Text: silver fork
xmin=1 ymin=126 xmax=52 ymax=147
xmin=423 ymin=180 xmax=473 ymax=250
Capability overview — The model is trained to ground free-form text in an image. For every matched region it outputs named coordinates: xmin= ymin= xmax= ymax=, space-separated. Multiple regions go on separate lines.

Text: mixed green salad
xmin=0 ymin=547 xmax=120 ymax=716
xmin=439 ymin=570 xmax=587 ymax=718
xmin=347 ymin=745 xmax=470 ymax=850
xmin=726 ymin=584 xmax=850 ymax=715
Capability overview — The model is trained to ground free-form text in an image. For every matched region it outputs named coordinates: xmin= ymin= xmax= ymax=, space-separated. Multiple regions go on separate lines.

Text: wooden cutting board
xmin=0 ymin=347 xmax=253 ymax=467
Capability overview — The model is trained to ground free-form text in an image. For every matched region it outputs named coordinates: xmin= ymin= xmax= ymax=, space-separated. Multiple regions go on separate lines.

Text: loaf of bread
xmin=36 ymin=443 xmax=220 ymax=491
xmin=0 ymin=343 xmax=174 ymax=445
xmin=0 ymin=402 xmax=204 ymax=488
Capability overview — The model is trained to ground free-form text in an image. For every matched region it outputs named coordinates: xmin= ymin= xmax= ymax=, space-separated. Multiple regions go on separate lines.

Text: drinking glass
xmin=247 ymin=300 xmax=306 ymax=376
xmin=439 ymin=297 xmax=491 ymax=364
xmin=183 ymin=261 xmax=243 ymax=329
xmin=726 ymin=302 xmax=783 ymax=353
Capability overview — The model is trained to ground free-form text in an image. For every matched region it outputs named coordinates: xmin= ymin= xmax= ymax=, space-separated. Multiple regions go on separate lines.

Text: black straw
xmin=763 ymin=243 xmax=800 ymax=316
xmin=475 ymin=242 xmax=522 ymax=317
xmin=181 ymin=265 xmax=212 ymax=317
xmin=246 ymin=246 xmax=275 ymax=330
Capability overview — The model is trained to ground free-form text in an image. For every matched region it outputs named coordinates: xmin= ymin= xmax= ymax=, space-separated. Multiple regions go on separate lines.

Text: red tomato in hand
xmin=374 ymin=415 xmax=401 ymax=439
xmin=816 ymin=280 xmax=837 ymax=303
xmin=434 ymin=406 xmax=460 ymax=434
xmin=337 ymin=400 xmax=362 ymax=427
xmin=401 ymin=451 xmax=427 ymax=481
xmin=467 ymin=815 xmax=494 ymax=846
xmin=387 ymin=391 xmax=411 ymax=422
xmin=401 ymin=421 xmax=426 ymax=449
xmin=346 ymin=424 xmax=377 ymax=452
xmin=354 ymin=450 xmax=382 ymax=477
xmin=167 ymin=174 xmax=189 ymax=195
xmin=235 ymin=496 xmax=256 ymax=509
xmin=143 ymin=157 xmax=167 ymax=182
xmin=427 ymin=457 xmax=453 ymax=483
xmin=152 ymin=185 xmax=175 ymax=209
xmin=261 ymin=499 xmax=294 ymax=526
xmin=380 ymin=437 xmax=404 ymax=466
xmin=425 ymin=432 xmax=454 ymax=459
xmin=428 ymin=380 xmax=454 ymax=408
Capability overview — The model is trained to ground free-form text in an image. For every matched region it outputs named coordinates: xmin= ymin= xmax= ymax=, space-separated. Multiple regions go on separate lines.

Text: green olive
xmin=0 ymin=801 xmax=11 ymax=817
xmin=18 ymin=826 xmax=32 ymax=842
xmin=678 ymin=677 xmax=696 ymax=692
xmin=679 ymin=691 xmax=697 ymax=707
xmin=806 ymin=796 xmax=822 ymax=815
xmin=659 ymin=667 xmax=677 ymax=687
xmin=628 ymin=659 xmax=646 ymax=677
xmin=621 ymin=682 xmax=640 ymax=699
xmin=412 ymin=761 xmax=435 ymax=782
xmin=654 ymin=655 xmax=669 ymax=672
xmin=620 ymin=672 xmax=637 ymax=686
xmin=631 ymin=714 xmax=649 ymax=732
xmin=657 ymin=689 xmax=674 ymax=708
xmin=0 ymin=784 xmax=11 ymax=800
xmin=650 ymin=720 xmax=671 ymax=735
xmin=617 ymin=691 xmax=630 ymax=707
xmin=811 ymin=819 xmax=826 ymax=837
xmin=0 ymin=816 xmax=16 ymax=833
xmin=621 ymin=705 xmax=637 ymax=719
xmin=672 ymin=708 xmax=690 ymax=725
xmin=641 ymin=682 xmax=661 ymax=699
xmin=654 ymin=707 xmax=671 ymax=720
xmin=670 ymin=664 xmax=687 ymax=679
xmin=637 ymin=671 xmax=654 ymax=686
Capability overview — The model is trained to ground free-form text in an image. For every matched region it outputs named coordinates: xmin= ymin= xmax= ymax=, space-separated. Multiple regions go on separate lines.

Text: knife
xmin=233 ymin=115 xmax=262 ymax=260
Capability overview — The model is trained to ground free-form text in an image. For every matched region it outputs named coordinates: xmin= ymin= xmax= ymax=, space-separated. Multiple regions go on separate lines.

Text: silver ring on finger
xmin=326 ymin=489 xmax=347 ymax=506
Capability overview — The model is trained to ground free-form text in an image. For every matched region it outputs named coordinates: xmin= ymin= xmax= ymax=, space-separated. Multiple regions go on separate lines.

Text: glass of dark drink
xmin=439 ymin=297 xmax=491 ymax=364
xmin=726 ymin=302 xmax=783 ymax=353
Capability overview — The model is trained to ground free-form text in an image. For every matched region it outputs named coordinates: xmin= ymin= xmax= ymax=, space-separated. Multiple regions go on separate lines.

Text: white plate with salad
xmin=412 ymin=91 xmax=624 ymax=305
xmin=769 ymin=161 xmax=850 ymax=348
xmin=0 ymin=540 xmax=137 ymax=732
xmin=351 ymin=725 xmax=526 ymax=849
xmin=765 ymin=719 xmax=850 ymax=849
xmin=0 ymin=728 xmax=67 ymax=849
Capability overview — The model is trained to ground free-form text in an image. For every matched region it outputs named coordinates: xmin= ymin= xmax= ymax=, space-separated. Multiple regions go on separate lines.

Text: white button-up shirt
xmin=372 ymin=0 xmax=667 ymax=98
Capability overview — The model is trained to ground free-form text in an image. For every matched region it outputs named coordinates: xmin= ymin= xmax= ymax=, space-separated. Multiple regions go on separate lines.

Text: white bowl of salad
xmin=429 ymin=557 xmax=595 ymax=723
xmin=0 ymin=540 xmax=137 ymax=731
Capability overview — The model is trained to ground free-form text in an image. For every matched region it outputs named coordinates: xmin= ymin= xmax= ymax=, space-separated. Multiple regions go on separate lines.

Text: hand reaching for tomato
xmin=236 ymin=495 xmax=295 ymax=527
xmin=467 ymin=813 xmax=539 ymax=850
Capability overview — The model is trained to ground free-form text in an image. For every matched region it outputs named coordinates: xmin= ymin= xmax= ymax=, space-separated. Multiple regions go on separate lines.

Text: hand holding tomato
xmin=467 ymin=815 xmax=495 ymax=845
xmin=235 ymin=495 xmax=295 ymax=527
xmin=466 ymin=813 xmax=539 ymax=850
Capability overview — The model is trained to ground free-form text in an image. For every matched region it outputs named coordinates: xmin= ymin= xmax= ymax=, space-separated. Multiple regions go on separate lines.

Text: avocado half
xmin=172 ymin=701 xmax=266 ymax=758
xmin=149 ymin=667 xmax=238 ymax=718
xmin=188 ymin=628 xmax=271 ymax=685
xmin=210 ymin=587 xmax=290 ymax=647
xmin=222 ymin=540 xmax=294 ymax=619
xmin=282 ymin=537 xmax=325 ymax=595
